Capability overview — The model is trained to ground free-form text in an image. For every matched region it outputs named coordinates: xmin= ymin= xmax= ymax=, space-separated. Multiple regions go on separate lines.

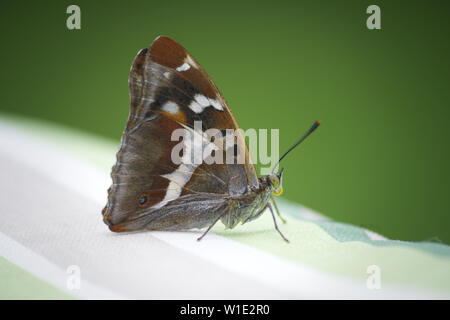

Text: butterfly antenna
xmin=271 ymin=120 xmax=321 ymax=174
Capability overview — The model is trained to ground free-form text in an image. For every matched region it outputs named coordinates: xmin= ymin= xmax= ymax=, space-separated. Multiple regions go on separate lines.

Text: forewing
xmin=129 ymin=36 xmax=258 ymax=185
xmin=103 ymin=36 xmax=258 ymax=231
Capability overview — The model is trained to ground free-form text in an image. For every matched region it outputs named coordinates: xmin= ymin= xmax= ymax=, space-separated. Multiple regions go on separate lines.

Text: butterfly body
xmin=102 ymin=36 xmax=308 ymax=241
xmin=222 ymin=177 xmax=273 ymax=229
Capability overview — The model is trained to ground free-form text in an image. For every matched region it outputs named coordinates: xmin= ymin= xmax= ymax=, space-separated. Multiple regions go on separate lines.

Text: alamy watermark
xmin=366 ymin=5 xmax=381 ymax=30
xmin=66 ymin=5 xmax=81 ymax=30
xmin=366 ymin=264 xmax=381 ymax=290
xmin=66 ymin=265 xmax=81 ymax=290
xmin=170 ymin=121 xmax=279 ymax=175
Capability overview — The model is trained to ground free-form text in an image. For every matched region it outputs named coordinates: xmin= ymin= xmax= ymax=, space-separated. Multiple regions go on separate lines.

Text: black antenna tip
xmin=271 ymin=119 xmax=321 ymax=174
xmin=311 ymin=120 xmax=322 ymax=131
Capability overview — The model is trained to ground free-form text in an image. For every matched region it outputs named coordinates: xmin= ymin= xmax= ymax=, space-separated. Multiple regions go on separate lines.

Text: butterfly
xmin=102 ymin=36 xmax=320 ymax=242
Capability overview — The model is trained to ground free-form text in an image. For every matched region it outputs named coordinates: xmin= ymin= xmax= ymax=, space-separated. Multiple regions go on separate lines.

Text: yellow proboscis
xmin=273 ymin=187 xmax=283 ymax=196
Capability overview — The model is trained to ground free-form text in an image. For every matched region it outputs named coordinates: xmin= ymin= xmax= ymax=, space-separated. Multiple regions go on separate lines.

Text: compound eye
xmin=268 ymin=175 xmax=280 ymax=189
xmin=268 ymin=174 xmax=283 ymax=196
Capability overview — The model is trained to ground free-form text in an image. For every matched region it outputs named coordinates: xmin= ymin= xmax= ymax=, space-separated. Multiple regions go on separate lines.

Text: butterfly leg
xmin=197 ymin=211 xmax=227 ymax=242
xmin=270 ymin=195 xmax=287 ymax=224
xmin=267 ymin=203 xmax=289 ymax=243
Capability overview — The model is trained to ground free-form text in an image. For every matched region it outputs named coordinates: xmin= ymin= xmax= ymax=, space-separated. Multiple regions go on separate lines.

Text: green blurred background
xmin=1 ymin=0 xmax=449 ymax=243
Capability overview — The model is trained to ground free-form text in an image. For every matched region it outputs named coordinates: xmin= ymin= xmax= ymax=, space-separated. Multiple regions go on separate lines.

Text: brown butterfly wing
xmin=102 ymin=36 xmax=258 ymax=231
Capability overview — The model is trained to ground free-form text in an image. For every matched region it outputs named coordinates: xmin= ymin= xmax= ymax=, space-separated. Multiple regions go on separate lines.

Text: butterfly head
xmin=268 ymin=168 xmax=284 ymax=196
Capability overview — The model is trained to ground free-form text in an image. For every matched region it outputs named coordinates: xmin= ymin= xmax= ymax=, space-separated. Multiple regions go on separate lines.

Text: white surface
xmin=0 ymin=118 xmax=445 ymax=299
